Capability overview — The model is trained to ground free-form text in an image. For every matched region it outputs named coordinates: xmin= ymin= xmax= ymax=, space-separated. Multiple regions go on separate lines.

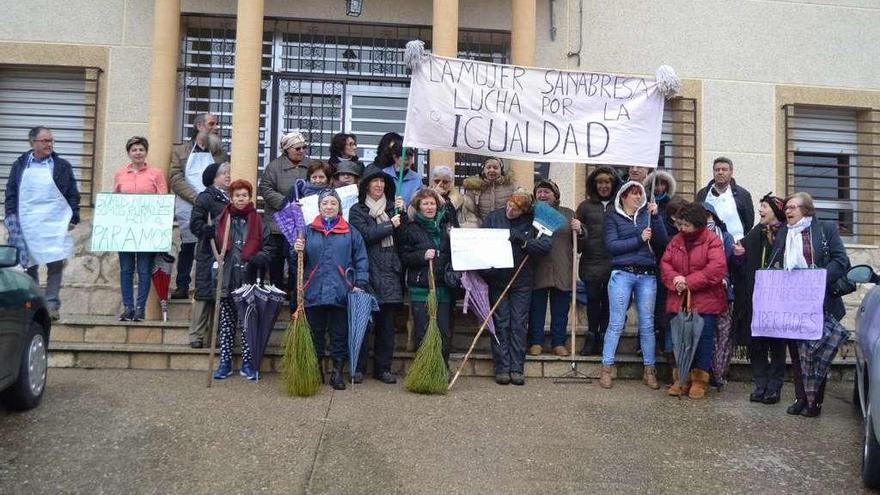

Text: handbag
xmin=818 ymin=225 xmax=856 ymax=297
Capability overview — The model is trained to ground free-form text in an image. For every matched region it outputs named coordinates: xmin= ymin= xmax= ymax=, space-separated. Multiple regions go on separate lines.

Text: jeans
xmin=175 ymin=242 xmax=196 ymax=291
xmin=118 ymin=252 xmax=155 ymax=310
xmin=602 ymin=270 xmax=656 ymax=366
xmin=305 ymin=305 xmax=348 ymax=362
xmin=528 ymin=288 xmax=570 ymax=348
xmin=750 ymin=337 xmax=786 ymax=394
xmin=26 ymin=260 xmax=64 ymax=311
xmin=413 ymin=301 xmax=451 ymax=365
xmin=691 ymin=313 xmax=717 ymax=372
xmin=489 ymin=286 xmax=531 ymax=375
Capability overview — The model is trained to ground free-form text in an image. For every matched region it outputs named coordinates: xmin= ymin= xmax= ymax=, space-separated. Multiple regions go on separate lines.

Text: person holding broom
xmin=292 ymin=189 xmax=369 ymax=390
xmin=481 ymin=190 xmax=552 ymax=386
xmin=400 ymin=188 xmax=455 ymax=370
xmin=212 ymin=179 xmax=274 ymax=381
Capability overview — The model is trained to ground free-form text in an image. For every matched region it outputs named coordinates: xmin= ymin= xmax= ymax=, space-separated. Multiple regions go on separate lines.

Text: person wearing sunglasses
xmin=259 ymin=130 xmax=315 ymax=292
xmin=427 ymin=165 xmax=462 ymax=228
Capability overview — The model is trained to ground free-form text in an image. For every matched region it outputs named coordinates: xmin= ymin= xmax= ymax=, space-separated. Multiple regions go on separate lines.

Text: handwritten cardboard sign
xmin=299 ymin=184 xmax=359 ymax=224
xmin=450 ymin=228 xmax=514 ymax=271
xmin=403 ymin=54 xmax=666 ymax=166
xmin=90 ymin=193 xmax=175 ymax=252
xmin=751 ymin=269 xmax=827 ymax=340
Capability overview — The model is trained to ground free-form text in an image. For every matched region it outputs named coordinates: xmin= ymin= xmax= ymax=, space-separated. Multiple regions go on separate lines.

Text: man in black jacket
xmin=696 ymin=157 xmax=754 ymax=241
xmin=4 ymin=126 xmax=80 ymax=320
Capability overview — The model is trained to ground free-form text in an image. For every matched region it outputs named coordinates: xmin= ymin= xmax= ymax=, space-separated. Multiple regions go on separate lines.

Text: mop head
xmin=281 ymin=311 xmax=321 ymax=397
xmin=404 ymin=293 xmax=448 ymax=395
xmin=655 ymin=65 xmax=681 ymax=99
xmin=533 ymin=201 xmax=567 ymax=237
xmin=404 ymin=39 xmax=427 ymax=70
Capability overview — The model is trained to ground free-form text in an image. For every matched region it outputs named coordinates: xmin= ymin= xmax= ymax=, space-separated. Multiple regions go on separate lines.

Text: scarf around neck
xmin=216 ymin=203 xmax=262 ymax=261
xmin=365 ymin=194 xmax=393 ymax=248
xmin=784 ymin=216 xmax=813 ymax=270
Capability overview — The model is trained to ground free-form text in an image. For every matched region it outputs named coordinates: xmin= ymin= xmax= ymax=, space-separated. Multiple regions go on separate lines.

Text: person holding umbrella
xmin=349 ymin=169 xmax=405 ymax=384
xmin=481 ymin=190 xmax=552 ymax=386
xmin=769 ymin=192 xmax=850 ymax=417
xmin=292 ymin=189 xmax=369 ymax=390
xmin=188 ymin=162 xmax=231 ymax=348
xmin=212 ymin=179 xmax=274 ymax=381
xmin=659 ymin=202 xmax=728 ymax=398
xmin=400 ymin=188 xmax=455 ymax=369
xmin=111 ymin=136 xmax=168 ymax=321
xmin=600 ymin=181 xmax=668 ymax=390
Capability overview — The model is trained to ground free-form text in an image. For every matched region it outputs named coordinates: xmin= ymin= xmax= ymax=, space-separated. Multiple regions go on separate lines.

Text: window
xmin=0 ymin=66 xmax=101 ymax=213
xmin=658 ymin=97 xmax=698 ymax=199
xmin=785 ymin=105 xmax=879 ymax=244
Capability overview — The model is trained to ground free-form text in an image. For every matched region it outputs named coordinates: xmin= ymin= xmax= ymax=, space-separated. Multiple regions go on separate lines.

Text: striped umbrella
xmin=347 ymin=288 xmax=379 ymax=384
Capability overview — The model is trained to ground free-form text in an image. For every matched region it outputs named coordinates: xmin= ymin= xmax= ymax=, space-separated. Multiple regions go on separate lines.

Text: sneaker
xmin=119 ymin=308 xmax=135 ymax=321
xmin=527 ymin=344 xmax=543 ymax=356
xmin=495 ymin=373 xmax=511 ymax=385
xmin=132 ymin=307 xmax=145 ymax=322
xmin=375 ymin=371 xmax=397 ymax=384
xmin=170 ymin=287 xmax=189 ymax=300
xmin=213 ymin=361 xmax=233 ymax=380
xmin=510 ymin=372 xmax=525 ymax=386
xmin=240 ymin=361 xmax=258 ymax=381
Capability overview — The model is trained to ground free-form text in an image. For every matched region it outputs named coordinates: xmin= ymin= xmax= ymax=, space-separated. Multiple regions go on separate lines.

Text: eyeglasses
xmin=291 ymin=146 xmax=306 ymax=151
xmin=784 ymin=204 xmax=802 ymax=211
xmin=433 ymin=179 xmax=450 ymax=185
xmin=34 ymin=139 xmax=54 ymax=144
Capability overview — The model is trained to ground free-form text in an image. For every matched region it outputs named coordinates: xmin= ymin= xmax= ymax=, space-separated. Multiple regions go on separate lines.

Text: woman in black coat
xmin=188 ymin=162 xmax=230 ymax=348
xmin=769 ymin=192 xmax=850 ymax=417
xmin=348 ymin=169 xmax=405 ymax=384
xmin=399 ymin=188 xmax=454 ymax=368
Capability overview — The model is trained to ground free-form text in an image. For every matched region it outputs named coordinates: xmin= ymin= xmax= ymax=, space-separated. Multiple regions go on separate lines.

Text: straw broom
xmin=281 ymin=236 xmax=321 ymax=397
xmin=404 ymin=259 xmax=448 ymax=395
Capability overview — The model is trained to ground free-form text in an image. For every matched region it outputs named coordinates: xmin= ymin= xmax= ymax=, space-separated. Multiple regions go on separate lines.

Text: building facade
xmin=1 ymin=0 xmax=878 ymax=317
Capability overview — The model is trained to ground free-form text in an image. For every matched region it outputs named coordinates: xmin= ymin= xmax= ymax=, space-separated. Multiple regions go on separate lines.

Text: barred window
xmin=0 ymin=66 xmax=101 ymax=213
xmin=784 ymin=104 xmax=879 ymax=244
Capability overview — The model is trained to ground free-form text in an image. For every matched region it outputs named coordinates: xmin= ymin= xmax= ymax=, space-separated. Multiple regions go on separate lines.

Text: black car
xmin=0 ymin=245 xmax=51 ymax=410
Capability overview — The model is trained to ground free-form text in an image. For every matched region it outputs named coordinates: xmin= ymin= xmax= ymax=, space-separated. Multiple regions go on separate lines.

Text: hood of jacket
xmin=701 ymin=202 xmax=729 ymax=232
xmin=357 ymin=169 xmax=396 ymax=203
xmin=586 ymin=166 xmax=621 ymax=203
xmin=614 ymin=181 xmax=647 ymax=221
xmin=463 ymin=173 xmax=511 ymax=192
xmin=643 ymin=169 xmax=677 ymax=201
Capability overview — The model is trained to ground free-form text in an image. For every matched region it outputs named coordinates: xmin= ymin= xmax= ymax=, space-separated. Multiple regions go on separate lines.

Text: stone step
xmin=47 ymin=341 xmax=857 ymax=383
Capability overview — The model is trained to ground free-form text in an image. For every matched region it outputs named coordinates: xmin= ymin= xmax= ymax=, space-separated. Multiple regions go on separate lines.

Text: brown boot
xmin=688 ymin=369 xmax=710 ymax=399
xmin=599 ymin=365 xmax=613 ymax=389
xmin=643 ymin=365 xmax=659 ymax=390
xmin=528 ymin=344 xmax=543 ymax=356
xmin=668 ymin=368 xmax=683 ymax=396
xmin=552 ymin=345 xmax=570 ymax=357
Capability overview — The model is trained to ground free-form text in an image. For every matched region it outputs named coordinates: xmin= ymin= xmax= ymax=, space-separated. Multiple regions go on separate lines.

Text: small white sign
xmin=299 ymin=184 xmax=359 ymax=224
xmin=450 ymin=228 xmax=514 ymax=271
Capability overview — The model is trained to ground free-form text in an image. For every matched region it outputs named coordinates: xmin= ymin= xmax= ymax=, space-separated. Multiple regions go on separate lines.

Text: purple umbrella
xmin=273 ymin=179 xmax=307 ymax=245
xmin=461 ymin=271 xmax=498 ymax=342
xmin=249 ymin=284 xmax=287 ymax=380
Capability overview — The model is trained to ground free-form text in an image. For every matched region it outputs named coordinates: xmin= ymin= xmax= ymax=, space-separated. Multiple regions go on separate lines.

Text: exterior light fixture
xmin=346 ymin=0 xmax=364 ymax=17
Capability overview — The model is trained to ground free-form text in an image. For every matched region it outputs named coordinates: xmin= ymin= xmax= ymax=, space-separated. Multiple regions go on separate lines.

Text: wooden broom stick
xmin=206 ymin=217 xmax=232 ymax=388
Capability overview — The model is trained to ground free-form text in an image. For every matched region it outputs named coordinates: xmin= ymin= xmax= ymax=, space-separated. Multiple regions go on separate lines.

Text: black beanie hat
xmin=761 ymin=192 xmax=786 ymax=223
xmin=202 ymin=162 xmax=222 ymax=188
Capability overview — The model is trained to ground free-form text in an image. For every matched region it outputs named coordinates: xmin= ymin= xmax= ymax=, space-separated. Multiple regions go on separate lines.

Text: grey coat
xmin=259 ymin=154 xmax=313 ymax=233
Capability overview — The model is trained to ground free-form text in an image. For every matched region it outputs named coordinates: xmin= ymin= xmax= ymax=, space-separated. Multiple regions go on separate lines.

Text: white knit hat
xmin=280 ymin=130 xmax=307 ymax=151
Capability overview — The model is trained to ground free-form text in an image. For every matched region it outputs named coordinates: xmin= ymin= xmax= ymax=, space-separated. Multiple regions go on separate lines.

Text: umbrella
xmin=346 ymin=269 xmax=379 ymax=384
xmin=249 ymin=283 xmax=286 ymax=380
xmin=798 ymin=314 xmax=850 ymax=405
xmin=711 ymin=307 xmax=734 ymax=388
xmin=151 ymin=253 xmax=175 ymax=321
xmin=670 ymin=290 xmax=704 ymax=391
xmin=274 ymin=179 xmax=307 ymax=245
xmin=460 ymin=271 xmax=498 ymax=342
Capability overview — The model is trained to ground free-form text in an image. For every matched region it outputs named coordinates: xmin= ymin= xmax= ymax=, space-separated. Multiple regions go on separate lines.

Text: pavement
xmin=0 ymin=369 xmax=874 ymax=495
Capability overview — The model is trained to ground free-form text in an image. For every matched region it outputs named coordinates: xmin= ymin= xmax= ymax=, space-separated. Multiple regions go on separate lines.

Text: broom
xmin=280 ymin=236 xmax=321 ymax=397
xmin=404 ymin=259 xmax=448 ymax=395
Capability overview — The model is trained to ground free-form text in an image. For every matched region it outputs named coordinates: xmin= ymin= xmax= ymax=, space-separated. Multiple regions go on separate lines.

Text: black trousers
xmin=586 ymin=275 xmax=610 ymax=346
xmin=175 ymin=242 xmax=196 ymax=290
xmin=305 ymin=305 xmax=348 ymax=362
xmin=358 ymin=303 xmax=398 ymax=375
xmin=750 ymin=337 xmax=786 ymax=394
xmin=266 ymin=233 xmax=288 ymax=290
xmin=489 ymin=286 xmax=531 ymax=375
xmin=412 ymin=301 xmax=451 ymax=365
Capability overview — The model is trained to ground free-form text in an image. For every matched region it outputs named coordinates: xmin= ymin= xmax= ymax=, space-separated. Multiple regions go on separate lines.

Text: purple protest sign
xmin=751 ymin=269 xmax=826 ymax=340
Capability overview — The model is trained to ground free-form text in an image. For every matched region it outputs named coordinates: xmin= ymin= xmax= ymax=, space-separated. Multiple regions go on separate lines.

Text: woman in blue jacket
xmin=293 ymin=189 xmax=369 ymax=390
xmin=600 ymin=181 xmax=668 ymax=390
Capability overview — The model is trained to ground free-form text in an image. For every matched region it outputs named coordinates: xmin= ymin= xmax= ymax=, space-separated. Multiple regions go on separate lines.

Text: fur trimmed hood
xmin=463 ymin=173 xmax=511 ymax=192
xmin=643 ymin=169 xmax=677 ymax=201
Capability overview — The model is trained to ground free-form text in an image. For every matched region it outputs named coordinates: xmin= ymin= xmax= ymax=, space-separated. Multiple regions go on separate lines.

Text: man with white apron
xmin=4 ymin=126 xmax=80 ymax=320
xmin=168 ymin=112 xmax=228 ymax=299
xmin=696 ymin=156 xmax=755 ymax=242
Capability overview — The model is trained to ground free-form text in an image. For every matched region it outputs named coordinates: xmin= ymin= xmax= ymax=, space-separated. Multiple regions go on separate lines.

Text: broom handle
xmin=569 ymin=228 xmax=578 ymax=359
xmin=448 ymin=255 xmax=529 ymax=390
xmin=296 ymin=235 xmax=305 ymax=308
xmin=206 ymin=218 xmax=232 ymax=388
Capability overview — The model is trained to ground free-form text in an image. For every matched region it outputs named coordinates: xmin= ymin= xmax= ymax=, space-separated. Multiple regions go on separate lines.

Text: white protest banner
xmin=403 ymin=52 xmax=677 ymax=166
xmin=751 ymin=269 xmax=826 ymax=340
xmin=450 ymin=228 xmax=514 ymax=271
xmin=299 ymin=184 xmax=359 ymax=224
xmin=90 ymin=193 xmax=175 ymax=252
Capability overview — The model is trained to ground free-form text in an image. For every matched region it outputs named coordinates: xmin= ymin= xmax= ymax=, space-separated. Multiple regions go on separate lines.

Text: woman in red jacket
xmin=660 ymin=202 xmax=728 ymax=399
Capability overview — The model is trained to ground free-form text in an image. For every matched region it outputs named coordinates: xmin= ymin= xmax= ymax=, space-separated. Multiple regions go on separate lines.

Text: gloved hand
xmin=509 ymin=229 xmax=529 ymax=245
xmin=201 ymin=224 xmax=216 ymax=240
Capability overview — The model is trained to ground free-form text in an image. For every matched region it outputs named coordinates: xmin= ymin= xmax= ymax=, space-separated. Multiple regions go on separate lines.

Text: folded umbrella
xmin=711 ymin=307 xmax=734 ymax=388
xmin=799 ymin=314 xmax=850 ymax=405
xmin=274 ymin=179 xmax=308 ymax=245
xmin=151 ymin=253 xmax=175 ymax=321
xmin=346 ymin=270 xmax=379 ymax=384
xmin=248 ymin=283 xmax=286 ymax=381
xmin=670 ymin=290 xmax=704 ymax=392
xmin=460 ymin=271 xmax=497 ymax=341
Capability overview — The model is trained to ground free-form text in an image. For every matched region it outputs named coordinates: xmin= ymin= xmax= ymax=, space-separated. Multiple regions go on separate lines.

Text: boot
xmin=330 ymin=360 xmax=346 ymax=390
xmin=213 ymin=360 xmax=233 ymax=380
xmin=642 ymin=365 xmax=659 ymax=390
xmin=599 ymin=365 xmax=613 ymax=389
xmin=668 ymin=368 xmax=684 ymax=396
xmin=688 ymin=369 xmax=710 ymax=399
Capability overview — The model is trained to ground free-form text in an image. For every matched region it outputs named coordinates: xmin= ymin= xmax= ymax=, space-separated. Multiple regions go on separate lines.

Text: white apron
xmin=174 ymin=146 xmax=214 ymax=244
xmin=18 ymin=166 xmax=74 ymax=265
xmin=705 ymin=187 xmax=745 ymax=241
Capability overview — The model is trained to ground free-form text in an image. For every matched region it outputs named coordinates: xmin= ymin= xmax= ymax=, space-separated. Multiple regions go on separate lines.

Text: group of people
xmin=3 ymin=118 xmax=852 ymax=413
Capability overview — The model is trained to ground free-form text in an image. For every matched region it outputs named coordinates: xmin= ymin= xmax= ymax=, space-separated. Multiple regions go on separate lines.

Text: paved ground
xmin=0 ymin=369 xmax=873 ymax=494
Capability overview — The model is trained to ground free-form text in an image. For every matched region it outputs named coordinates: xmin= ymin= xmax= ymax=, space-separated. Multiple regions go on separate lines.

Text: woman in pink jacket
xmin=112 ymin=136 xmax=168 ymax=321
